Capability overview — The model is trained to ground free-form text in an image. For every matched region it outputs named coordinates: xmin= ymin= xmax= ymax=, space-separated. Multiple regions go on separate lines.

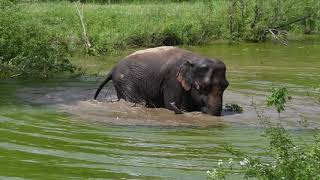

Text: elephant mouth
xmin=208 ymin=109 xmax=222 ymax=116
xmin=212 ymin=111 xmax=222 ymax=116
xmin=201 ymin=106 xmax=222 ymax=116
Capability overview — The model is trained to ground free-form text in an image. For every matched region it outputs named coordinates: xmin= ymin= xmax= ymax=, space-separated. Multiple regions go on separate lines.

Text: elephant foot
xmin=145 ymin=103 xmax=156 ymax=108
xmin=170 ymin=102 xmax=183 ymax=114
xmin=110 ymin=99 xmax=120 ymax=103
xmin=201 ymin=106 xmax=208 ymax=113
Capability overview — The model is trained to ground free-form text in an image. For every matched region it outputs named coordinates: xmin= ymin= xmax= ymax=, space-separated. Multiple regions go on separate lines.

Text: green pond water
xmin=1 ymin=40 xmax=320 ymax=179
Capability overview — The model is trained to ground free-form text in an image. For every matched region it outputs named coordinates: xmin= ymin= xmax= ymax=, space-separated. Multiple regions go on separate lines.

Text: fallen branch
xmin=10 ymin=73 xmax=22 ymax=78
xmin=264 ymin=15 xmax=312 ymax=45
xmin=268 ymin=29 xmax=288 ymax=46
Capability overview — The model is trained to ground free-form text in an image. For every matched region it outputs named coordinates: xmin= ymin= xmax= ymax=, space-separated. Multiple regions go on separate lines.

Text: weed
xmin=266 ymin=86 xmax=292 ymax=114
xmin=207 ymin=86 xmax=320 ymax=179
xmin=224 ymin=103 xmax=244 ymax=113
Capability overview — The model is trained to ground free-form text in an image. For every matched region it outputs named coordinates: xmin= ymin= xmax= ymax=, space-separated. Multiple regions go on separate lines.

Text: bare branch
xmin=74 ymin=2 xmax=91 ymax=49
xmin=268 ymin=29 xmax=288 ymax=46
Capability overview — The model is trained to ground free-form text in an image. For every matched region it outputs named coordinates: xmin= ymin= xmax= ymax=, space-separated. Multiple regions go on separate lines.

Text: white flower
xmin=240 ymin=158 xmax=249 ymax=166
xmin=240 ymin=161 xmax=245 ymax=166
xmin=228 ymin=158 xmax=233 ymax=165
xmin=257 ymin=164 xmax=263 ymax=167
xmin=244 ymin=158 xmax=249 ymax=163
xmin=207 ymin=169 xmax=217 ymax=177
xmin=218 ymin=159 xmax=223 ymax=166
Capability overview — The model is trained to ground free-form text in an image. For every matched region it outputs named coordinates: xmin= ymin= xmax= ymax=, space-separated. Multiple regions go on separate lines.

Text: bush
xmin=0 ymin=2 xmax=75 ymax=79
xmin=208 ymin=128 xmax=320 ymax=180
xmin=207 ymin=86 xmax=320 ymax=180
xmin=226 ymin=0 xmax=320 ymax=42
xmin=266 ymin=86 xmax=292 ymax=114
xmin=1 ymin=0 xmax=320 ymax=79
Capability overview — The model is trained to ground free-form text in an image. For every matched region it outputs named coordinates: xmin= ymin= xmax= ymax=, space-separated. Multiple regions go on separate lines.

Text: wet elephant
xmin=94 ymin=46 xmax=229 ymax=116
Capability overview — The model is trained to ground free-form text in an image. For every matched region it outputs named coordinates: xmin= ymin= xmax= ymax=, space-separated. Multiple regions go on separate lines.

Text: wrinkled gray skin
xmin=94 ymin=46 xmax=229 ymax=116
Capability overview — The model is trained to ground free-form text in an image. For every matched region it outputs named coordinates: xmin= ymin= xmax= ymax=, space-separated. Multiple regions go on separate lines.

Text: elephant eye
xmin=197 ymin=66 xmax=210 ymax=75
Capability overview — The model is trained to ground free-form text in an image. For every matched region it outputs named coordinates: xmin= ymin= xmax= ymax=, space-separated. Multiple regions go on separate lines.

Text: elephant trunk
xmin=206 ymin=89 xmax=223 ymax=116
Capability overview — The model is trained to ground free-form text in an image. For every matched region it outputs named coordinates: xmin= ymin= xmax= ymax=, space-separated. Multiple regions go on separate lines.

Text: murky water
xmin=1 ymin=41 xmax=319 ymax=179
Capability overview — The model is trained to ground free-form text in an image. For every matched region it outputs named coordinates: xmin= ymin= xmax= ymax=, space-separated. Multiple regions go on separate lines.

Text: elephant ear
xmin=176 ymin=61 xmax=193 ymax=91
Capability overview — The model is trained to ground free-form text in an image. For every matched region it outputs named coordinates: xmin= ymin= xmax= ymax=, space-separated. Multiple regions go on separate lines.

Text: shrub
xmin=207 ymin=86 xmax=320 ymax=179
xmin=0 ymin=2 xmax=75 ymax=79
xmin=266 ymin=86 xmax=292 ymax=114
xmin=1 ymin=1 xmax=320 ymax=79
xmin=208 ymin=128 xmax=320 ymax=180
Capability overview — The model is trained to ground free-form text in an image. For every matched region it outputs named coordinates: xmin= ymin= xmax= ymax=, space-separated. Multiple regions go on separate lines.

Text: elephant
xmin=94 ymin=46 xmax=229 ymax=116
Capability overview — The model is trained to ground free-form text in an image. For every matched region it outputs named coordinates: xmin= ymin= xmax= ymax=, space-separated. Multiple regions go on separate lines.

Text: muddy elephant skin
xmin=94 ymin=46 xmax=229 ymax=116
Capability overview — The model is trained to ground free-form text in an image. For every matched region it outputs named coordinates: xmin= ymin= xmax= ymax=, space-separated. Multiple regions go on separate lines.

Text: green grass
xmin=18 ymin=1 xmax=320 ymax=54
xmin=19 ymin=1 xmax=228 ymax=54
xmin=1 ymin=0 xmax=319 ymax=79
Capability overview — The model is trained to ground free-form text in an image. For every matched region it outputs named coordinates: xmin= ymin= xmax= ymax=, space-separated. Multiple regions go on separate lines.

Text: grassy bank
xmin=20 ymin=1 xmax=320 ymax=53
xmin=1 ymin=0 xmax=319 ymax=79
xmin=17 ymin=2 xmax=229 ymax=53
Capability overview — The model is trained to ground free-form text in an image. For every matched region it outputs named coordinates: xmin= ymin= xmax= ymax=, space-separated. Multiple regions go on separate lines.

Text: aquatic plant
xmin=224 ymin=103 xmax=244 ymax=113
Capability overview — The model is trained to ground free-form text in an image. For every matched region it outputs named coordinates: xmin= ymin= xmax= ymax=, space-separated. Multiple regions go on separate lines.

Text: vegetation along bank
xmin=0 ymin=0 xmax=319 ymax=79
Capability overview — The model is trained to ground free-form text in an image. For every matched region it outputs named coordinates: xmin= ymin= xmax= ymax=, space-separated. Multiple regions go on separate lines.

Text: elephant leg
xmin=145 ymin=103 xmax=157 ymax=108
xmin=163 ymin=83 xmax=184 ymax=114
xmin=169 ymin=102 xmax=183 ymax=114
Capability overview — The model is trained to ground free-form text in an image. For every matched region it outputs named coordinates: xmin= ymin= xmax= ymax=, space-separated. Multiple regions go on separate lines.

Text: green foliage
xmin=32 ymin=0 xmax=201 ymax=3
xmin=226 ymin=0 xmax=320 ymax=42
xmin=5 ymin=1 xmax=320 ymax=54
xmin=82 ymin=2 xmax=227 ymax=53
xmin=266 ymin=86 xmax=292 ymax=114
xmin=0 ymin=2 xmax=75 ymax=79
xmin=208 ymin=127 xmax=320 ymax=180
xmin=1 ymin=1 xmax=320 ymax=79
xmin=225 ymin=103 xmax=243 ymax=113
xmin=208 ymin=86 xmax=320 ymax=180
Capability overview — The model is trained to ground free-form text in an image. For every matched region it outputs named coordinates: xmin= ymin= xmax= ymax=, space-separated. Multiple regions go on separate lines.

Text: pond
xmin=0 ymin=40 xmax=319 ymax=179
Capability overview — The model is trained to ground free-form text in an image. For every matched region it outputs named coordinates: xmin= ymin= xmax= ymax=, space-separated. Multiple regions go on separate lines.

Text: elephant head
xmin=177 ymin=58 xmax=229 ymax=116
